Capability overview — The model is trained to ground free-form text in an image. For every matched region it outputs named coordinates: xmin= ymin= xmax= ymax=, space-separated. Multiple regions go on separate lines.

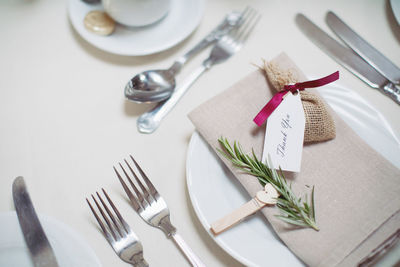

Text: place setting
xmin=1 ymin=1 xmax=400 ymax=267
xmin=186 ymin=54 xmax=400 ymax=266
xmin=184 ymin=10 xmax=400 ymax=266
xmin=81 ymin=6 xmax=399 ymax=266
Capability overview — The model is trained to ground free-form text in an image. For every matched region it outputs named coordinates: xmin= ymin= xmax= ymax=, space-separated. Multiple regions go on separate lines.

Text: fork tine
xmin=236 ymin=6 xmax=254 ymax=31
xmin=97 ymin=191 xmax=124 ymax=238
xmin=130 ymin=155 xmax=159 ymax=199
xmin=91 ymin=193 xmax=117 ymax=240
xmin=233 ymin=8 xmax=258 ymax=44
xmin=114 ymin=166 xmax=142 ymax=211
xmin=239 ymin=6 xmax=250 ymax=22
xmin=124 ymin=159 xmax=152 ymax=203
xmin=87 ymin=197 xmax=113 ymax=243
xmin=223 ymin=8 xmax=253 ymax=47
xmin=237 ymin=12 xmax=260 ymax=45
xmin=102 ymin=188 xmax=130 ymax=234
xmin=119 ymin=163 xmax=149 ymax=208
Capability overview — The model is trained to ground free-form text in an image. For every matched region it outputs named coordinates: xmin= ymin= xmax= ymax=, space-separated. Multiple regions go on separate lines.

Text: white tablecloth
xmin=0 ymin=0 xmax=399 ymax=266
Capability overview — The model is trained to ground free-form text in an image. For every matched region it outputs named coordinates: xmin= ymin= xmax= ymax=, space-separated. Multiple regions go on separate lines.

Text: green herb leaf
xmin=218 ymin=137 xmax=319 ymax=231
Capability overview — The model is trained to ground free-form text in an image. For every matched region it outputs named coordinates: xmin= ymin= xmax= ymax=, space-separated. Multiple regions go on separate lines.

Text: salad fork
xmin=137 ymin=7 xmax=261 ymax=133
xmin=114 ymin=155 xmax=205 ymax=267
xmin=87 ymin=189 xmax=148 ymax=267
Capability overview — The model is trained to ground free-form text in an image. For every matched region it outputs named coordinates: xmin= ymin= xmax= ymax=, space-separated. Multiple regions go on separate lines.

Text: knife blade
xmin=326 ymin=11 xmax=400 ymax=85
xmin=296 ymin=13 xmax=400 ymax=105
xmin=12 ymin=176 xmax=59 ymax=267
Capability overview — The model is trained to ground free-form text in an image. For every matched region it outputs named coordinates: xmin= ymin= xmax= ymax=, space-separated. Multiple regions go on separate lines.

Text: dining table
xmin=0 ymin=0 xmax=399 ymax=266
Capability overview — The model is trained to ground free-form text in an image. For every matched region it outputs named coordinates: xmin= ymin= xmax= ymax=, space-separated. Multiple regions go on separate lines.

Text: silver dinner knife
xmin=296 ymin=13 xmax=400 ymax=105
xmin=326 ymin=11 xmax=400 ymax=85
xmin=12 ymin=176 xmax=59 ymax=267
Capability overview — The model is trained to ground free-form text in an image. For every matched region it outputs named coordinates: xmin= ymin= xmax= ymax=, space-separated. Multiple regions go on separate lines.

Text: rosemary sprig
xmin=217 ymin=137 xmax=319 ymax=231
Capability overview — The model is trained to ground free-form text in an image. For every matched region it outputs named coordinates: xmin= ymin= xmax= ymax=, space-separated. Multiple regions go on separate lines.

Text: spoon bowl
xmin=125 ymin=69 xmax=175 ymax=103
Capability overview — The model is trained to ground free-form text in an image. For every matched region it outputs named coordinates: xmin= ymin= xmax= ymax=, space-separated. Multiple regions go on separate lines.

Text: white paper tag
xmin=262 ymin=92 xmax=305 ymax=172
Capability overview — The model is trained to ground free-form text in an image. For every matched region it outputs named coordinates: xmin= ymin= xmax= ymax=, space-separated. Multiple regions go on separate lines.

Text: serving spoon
xmin=124 ymin=9 xmax=245 ymax=103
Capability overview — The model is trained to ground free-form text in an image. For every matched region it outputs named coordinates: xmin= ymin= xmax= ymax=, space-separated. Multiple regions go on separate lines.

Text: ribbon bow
xmin=253 ymin=71 xmax=339 ymax=126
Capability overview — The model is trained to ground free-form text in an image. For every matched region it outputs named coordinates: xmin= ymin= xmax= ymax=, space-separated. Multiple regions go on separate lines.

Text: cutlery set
xmin=124 ymin=10 xmax=245 ymax=103
xmin=138 ymin=8 xmax=260 ymax=134
xmin=297 ymin=12 xmax=400 ymax=104
xmin=10 ymin=8 xmax=260 ymax=267
xmin=127 ymin=7 xmax=260 ymax=134
xmin=88 ymin=156 xmax=205 ymax=267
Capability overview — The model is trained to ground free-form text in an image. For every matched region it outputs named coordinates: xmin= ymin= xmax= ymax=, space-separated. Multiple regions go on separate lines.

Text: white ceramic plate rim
xmin=0 ymin=211 xmax=101 ymax=267
xmin=67 ymin=0 xmax=205 ymax=56
xmin=186 ymin=84 xmax=400 ymax=266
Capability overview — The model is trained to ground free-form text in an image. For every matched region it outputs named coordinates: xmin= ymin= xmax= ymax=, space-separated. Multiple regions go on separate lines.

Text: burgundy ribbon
xmin=253 ymin=71 xmax=339 ymax=126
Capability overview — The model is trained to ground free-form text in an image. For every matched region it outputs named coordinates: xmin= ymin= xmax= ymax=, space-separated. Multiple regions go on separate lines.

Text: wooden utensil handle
xmin=210 ymin=198 xmax=264 ymax=235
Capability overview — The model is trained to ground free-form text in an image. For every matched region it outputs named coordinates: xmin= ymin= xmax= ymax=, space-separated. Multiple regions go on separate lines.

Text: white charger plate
xmin=0 ymin=211 xmax=101 ymax=267
xmin=186 ymin=84 xmax=400 ymax=267
xmin=68 ymin=0 xmax=205 ymax=56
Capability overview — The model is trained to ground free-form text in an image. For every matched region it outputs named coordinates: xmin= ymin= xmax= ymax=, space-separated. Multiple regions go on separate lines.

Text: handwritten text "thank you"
xmin=276 ymin=114 xmax=292 ymax=157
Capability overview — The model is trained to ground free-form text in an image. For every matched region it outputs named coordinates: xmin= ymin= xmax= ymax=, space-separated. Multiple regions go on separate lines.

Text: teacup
xmin=102 ymin=0 xmax=171 ymax=27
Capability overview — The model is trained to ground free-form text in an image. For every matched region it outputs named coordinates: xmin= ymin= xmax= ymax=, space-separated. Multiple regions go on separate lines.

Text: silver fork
xmin=114 ymin=155 xmax=205 ymax=267
xmin=87 ymin=189 xmax=148 ymax=267
xmin=137 ymin=7 xmax=261 ymax=134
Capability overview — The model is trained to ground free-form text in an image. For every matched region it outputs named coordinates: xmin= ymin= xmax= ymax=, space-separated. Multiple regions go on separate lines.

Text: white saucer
xmin=0 ymin=211 xmax=101 ymax=267
xmin=68 ymin=0 xmax=205 ymax=56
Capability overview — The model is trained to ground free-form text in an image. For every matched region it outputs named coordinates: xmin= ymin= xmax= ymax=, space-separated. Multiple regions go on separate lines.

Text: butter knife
xmin=296 ymin=14 xmax=400 ymax=105
xmin=326 ymin=11 xmax=400 ymax=85
xmin=12 ymin=176 xmax=59 ymax=267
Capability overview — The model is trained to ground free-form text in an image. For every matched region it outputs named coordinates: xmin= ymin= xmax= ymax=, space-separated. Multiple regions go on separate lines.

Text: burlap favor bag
xmin=263 ymin=60 xmax=336 ymax=143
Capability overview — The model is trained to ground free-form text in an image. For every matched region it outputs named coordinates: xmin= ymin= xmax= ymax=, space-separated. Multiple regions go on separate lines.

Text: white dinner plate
xmin=390 ymin=0 xmax=400 ymax=25
xmin=0 ymin=211 xmax=101 ymax=267
xmin=68 ymin=0 xmax=205 ymax=56
xmin=186 ymin=84 xmax=400 ymax=267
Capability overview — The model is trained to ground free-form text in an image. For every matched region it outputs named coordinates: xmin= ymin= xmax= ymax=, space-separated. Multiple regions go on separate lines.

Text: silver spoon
xmin=124 ymin=9 xmax=245 ymax=103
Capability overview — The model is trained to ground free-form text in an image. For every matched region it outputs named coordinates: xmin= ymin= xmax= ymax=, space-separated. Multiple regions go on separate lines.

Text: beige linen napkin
xmin=188 ymin=53 xmax=400 ymax=267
